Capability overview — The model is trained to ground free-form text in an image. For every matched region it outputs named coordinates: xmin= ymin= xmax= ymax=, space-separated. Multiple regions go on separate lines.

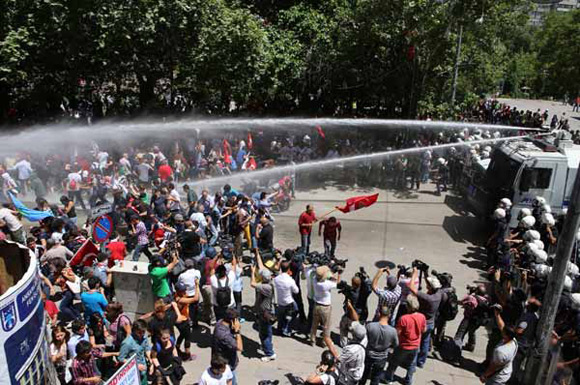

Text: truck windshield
xmin=486 ymin=149 xmax=521 ymax=195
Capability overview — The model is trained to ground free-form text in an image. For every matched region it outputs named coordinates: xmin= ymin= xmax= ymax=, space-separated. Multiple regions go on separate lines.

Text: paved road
xmin=173 ymin=184 xmax=490 ymax=385
xmin=498 ymin=97 xmax=580 ymax=131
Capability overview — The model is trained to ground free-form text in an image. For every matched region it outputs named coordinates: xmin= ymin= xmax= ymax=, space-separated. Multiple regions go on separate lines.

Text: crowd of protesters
xmin=0 ymin=105 xmax=578 ymax=385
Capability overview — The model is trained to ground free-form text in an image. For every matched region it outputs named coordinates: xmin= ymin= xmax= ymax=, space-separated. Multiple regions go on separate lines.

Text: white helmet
xmin=532 ymin=263 xmax=551 ymax=278
xmin=500 ymin=198 xmax=512 ymax=208
xmin=518 ymin=208 xmax=532 ymax=220
xmin=437 ymin=157 xmax=446 ymax=165
xmin=576 ymin=229 xmax=580 ymax=241
xmin=494 ymin=208 xmax=506 ymax=219
xmin=567 ymin=262 xmax=580 ymax=277
xmin=564 ymin=276 xmax=573 ymax=291
xmin=520 ymin=215 xmax=536 ymax=229
xmin=571 ymin=293 xmax=580 ymax=310
xmin=481 ymin=151 xmax=490 ymax=159
xmin=484 ymin=146 xmax=492 ymax=153
xmin=525 ymin=242 xmax=539 ymax=256
xmin=542 ymin=212 xmax=555 ymax=226
xmin=523 ymin=230 xmax=541 ymax=241
xmin=534 ymin=249 xmax=548 ymax=264
xmin=533 ymin=239 xmax=545 ymax=250
xmin=534 ymin=196 xmax=547 ymax=206
xmin=541 ymin=204 xmax=552 ymax=214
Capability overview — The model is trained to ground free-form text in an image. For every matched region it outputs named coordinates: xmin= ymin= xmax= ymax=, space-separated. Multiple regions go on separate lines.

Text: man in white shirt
xmin=210 ymin=263 xmax=236 ymax=321
xmin=273 ymin=261 xmax=299 ymax=337
xmin=0 ymin=207 xmax=25 ymax=243
xmin=167 ymin=183 xmax=182 ymax=213
xmin=310 ymin=266 xmax=340 ymax=358
xmin=190 ymin=204 xmax=208 ymax=230
xmin=11 ymin=157 xmax=32 ymax=195
xmin=199 ymin=355 xmax=233 ymax=385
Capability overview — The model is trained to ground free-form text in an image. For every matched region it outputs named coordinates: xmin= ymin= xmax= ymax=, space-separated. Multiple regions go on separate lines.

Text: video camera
xmin=412 ymin=259 xmax=429 ymax=272
xmin=431 ymin=270 xmax=453 ymax=288
xmin=305 ymin=251 xmax=348 ymax=273
xmin=337 ymin=267 xmax=369 ymax=303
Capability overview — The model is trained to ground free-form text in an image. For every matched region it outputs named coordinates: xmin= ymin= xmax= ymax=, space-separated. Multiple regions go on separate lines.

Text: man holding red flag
xmin=298 ymin=205 xmax=317 ymax=254
xmin=318 ymin=216 xmax=341 ymax=256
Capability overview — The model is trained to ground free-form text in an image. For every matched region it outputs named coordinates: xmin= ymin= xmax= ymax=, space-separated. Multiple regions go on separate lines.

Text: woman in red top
xmin=384 ymin=294 xmax=426 ymax=385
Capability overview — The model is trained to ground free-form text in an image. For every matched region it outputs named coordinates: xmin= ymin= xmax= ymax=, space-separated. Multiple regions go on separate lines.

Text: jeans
xmin=59 ymin=290 xmax=80 ymax=322
xmin=132 ymin=243 xmax=152 ymax=261
xmin=307 ymin=297 xmax=315 ymax=330
xmin=323 ymin=238 xmax=337 ymax=256
xmin=417 ymin=322 xmax=434 ymax=367
xmin=277 ymin=302 xmax=296 ymax=335
xmin=301 ymin=233 xmax=311 ymax=254
xmin=385 ymin=348 xmax=418 ymax=385
xmin=201 ymin=285 xmax=215 ymax=324
xmin=68 ymin=190 xmax=87 ymax=210
xmin=233 ymin=291 xmax=243 ymax=319
xmin=232 ymin=370 xmax=238 ymax=385
xmin=258 ymin=319 xmax=275 ymax=356
xmin=453 ymin=316 xmax=478 ymax=348
xmin=176 ymin=320 xmax=192 ymax=350
xmin=361 ymin=356 xmax=388 ymax=385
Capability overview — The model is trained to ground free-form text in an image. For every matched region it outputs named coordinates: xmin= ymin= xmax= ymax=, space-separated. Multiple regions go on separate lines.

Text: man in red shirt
xmin=105 ymin=232 xmax=127 ymax=268
xmin=157 ymin=160 xmax=173 ymax=183
xmin=384 ymin=294 xmax=426 ymax=385
xmin=298 ymin=205 xmax=317 ymax=254
xmin=318 ymin=216 xmax=342 ymax=256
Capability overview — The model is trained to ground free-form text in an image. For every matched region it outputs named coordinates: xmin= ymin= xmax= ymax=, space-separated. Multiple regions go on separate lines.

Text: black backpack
xmin=439 ymin=289 xmax=459 ymax=321
xmin=216 ymin=276 xmax=231 ymax=308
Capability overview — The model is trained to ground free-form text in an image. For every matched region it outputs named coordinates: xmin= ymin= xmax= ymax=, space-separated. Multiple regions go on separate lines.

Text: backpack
xmin=439 ymin=289 xmax=459 ymax=321
xmin=114 ymin=314 xmax=131 ymax=349
xmin=69 ymin=178 xmax=77 ymax=190
xmin=216 ymin=276 xmax=231 ymax=308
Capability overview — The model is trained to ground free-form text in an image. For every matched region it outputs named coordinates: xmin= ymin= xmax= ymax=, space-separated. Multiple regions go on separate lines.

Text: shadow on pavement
xmin=442 ymin=216 xmax=485 ymax=244
xmin=459 ymin=246 xmax=489 ymax=277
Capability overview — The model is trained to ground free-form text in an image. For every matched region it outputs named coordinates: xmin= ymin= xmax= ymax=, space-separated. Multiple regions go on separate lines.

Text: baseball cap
xmin=426 ymin=276 xmax=442 ymax=290
xmin=349 ymin=322 xmax=367 ymax=342
xmin=260 ymin=269 xmax=272 ymax=281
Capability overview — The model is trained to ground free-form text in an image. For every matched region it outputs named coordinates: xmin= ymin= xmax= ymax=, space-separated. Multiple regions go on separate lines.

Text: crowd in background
xmin=0 ymin=106 xmax=578 ymax=385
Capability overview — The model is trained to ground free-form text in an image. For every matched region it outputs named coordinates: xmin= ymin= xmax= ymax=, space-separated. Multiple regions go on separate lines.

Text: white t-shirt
xmin=210 ymin=271 xmax=236 ymax=307
xmin=319 ymin=372 xmax=337 ymax=385
xmin=198 ymin=365 xmax=233 ymax=385
xmin=67 ymin=172 xmax=82 ymax=191
xmin=169 ymin=189 xmax=181 ymax=211
xmin=189 ymin=212 xmax=208 ymax=229
xmin=178 ymin=268 xmax=201 ymax=297
xmin=0 ymin=208 xmax=22 ymax=231
xmin=314 ymin=280 xmax=337 ymax=305
xmin=273 ymin=273 xmax=299 ymax=306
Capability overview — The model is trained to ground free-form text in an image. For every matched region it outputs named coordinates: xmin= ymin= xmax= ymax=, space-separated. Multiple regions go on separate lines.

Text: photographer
xmin=250 ymin=264 xmax=276 ymax=362
xmin=212 ymin=309 xmax=243 ymax=385
xmin=310 ymin=265 xmax=340 ymax=359
xmin=454 ymin=284 xmax=489 ymax=353
xmin=336 ymin=301 xmax=367 ymax=385
xmin=407 ymin=265 xmax=443 ymax=368
xmin=149 ymin=252 xmax=180 ymax=303
xmin=305 ymin=350 xmax=339 ymax=385
xmin=479 ymin=306 xmax=518 ymax=385
xmin=338 ymin=270 xmax=372 ymax=347
xmin=433 ymin=272 xmax=457 ymax=347
xmin=372 ymin=267 xmax=401 ymax=325
xmin=273 ymin=260 xmax=299 ymax=337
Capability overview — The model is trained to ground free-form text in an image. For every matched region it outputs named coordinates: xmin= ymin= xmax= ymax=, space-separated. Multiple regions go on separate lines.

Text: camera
xmin=356 ymin=266 xmax=369 ymax=281
xmin=432 ymin=270 xmax=453 ymax=288
xmin=412 ymin=259 xmax=430 ymax=272
xmin=304 ymin=251 xmax=348 ymax=273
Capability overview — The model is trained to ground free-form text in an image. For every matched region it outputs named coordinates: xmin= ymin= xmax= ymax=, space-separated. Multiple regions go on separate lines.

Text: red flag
xmin=336 ymin=193 xmax=379 ymax=213
xmin=223 ymin=139 xmax=232 ymax=164
xmin=69 ymin=239 xmax=100 ymax=266
xmin=247 ymin=157 xmax=257 ymax=170
xmin=316 ymin=125 xmax=325 ymax=139
xmin=247 ymin=133 xmax=253 ymax=149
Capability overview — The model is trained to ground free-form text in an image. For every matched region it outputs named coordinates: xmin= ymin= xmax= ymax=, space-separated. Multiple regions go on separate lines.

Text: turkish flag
xmin=316 ymin=125 xmax=325 ymax=139
xmin=336 ymin=193 xmax=379 ymax=213
xmin=247 ymin=133 xmax=253 ymax=149
xmin=69 ymin=239 xmax=100 ymax=266
xmin=223 ymin=139 xmax=232 ymax=164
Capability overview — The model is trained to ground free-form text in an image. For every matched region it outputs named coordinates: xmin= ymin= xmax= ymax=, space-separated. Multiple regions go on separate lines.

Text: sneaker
xmin=239 ymin=318 xmax=246 ymax=323
xmin=261 ymin=354 xmax=277 ymax=362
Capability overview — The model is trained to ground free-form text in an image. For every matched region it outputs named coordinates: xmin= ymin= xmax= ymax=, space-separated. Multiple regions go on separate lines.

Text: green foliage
xmin=0 ymin=0 xmax=557 ymax=122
